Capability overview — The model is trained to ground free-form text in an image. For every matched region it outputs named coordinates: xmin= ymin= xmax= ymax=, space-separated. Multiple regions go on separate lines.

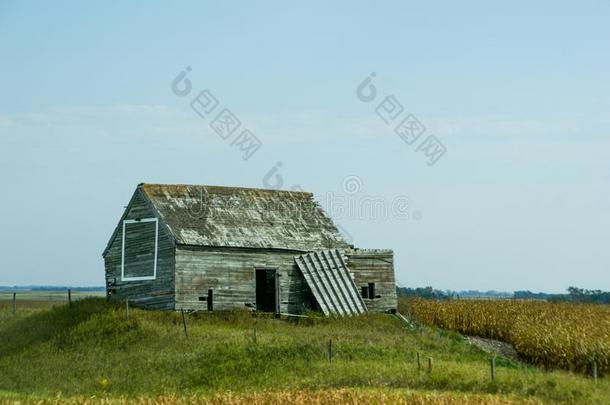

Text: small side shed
xmin=103 ymin=183 xmax=397 ymax=315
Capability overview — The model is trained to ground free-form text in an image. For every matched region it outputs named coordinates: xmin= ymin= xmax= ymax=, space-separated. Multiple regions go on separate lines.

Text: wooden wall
xmin=345 ymin=249 xmax=397 ymax=313
xmin=175 ymin=246 xmax=315 ymax=314
xmin=103 ymin=189 xmax=175 ymax=310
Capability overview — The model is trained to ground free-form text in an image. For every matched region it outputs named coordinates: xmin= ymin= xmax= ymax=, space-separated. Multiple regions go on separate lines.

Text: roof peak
xmin=139 ymin=183 xmax=312 ymax=196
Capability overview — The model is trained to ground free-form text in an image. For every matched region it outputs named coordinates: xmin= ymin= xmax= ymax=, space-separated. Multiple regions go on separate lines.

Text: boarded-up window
xmin=121 ymin=218 xmax=158 ymax=281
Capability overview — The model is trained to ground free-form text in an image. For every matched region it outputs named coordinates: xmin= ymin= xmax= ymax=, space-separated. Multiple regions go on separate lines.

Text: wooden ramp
xmin=294 ymin=249 xmax=367 ymax=316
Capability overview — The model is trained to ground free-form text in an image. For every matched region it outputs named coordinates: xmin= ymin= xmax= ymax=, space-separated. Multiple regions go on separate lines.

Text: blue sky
xmin=1 ymin=1 xmax=609 ymax=292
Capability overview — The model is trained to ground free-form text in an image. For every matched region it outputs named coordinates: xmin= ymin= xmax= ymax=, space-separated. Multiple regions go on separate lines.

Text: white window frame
xmin=121 ymin=218 xmax=159 ymax=281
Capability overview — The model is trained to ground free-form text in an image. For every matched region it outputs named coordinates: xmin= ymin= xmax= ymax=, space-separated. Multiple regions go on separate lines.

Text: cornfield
xmin=404 ymin=299 xmax=610 ymax=374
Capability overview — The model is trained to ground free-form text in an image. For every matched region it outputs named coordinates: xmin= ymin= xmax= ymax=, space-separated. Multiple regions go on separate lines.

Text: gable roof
xmin=127 ymin=183 xmax=349 ymax=251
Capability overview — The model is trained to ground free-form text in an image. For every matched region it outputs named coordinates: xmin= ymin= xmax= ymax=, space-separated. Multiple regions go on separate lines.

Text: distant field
xmin=401 ymin=298 xmax=610 ymax=375
xmin=0 ymin=290 xmax=105 ymax=313
xmin=0 ymin=298 xmax=608 ymax=404
xmin=0 ymin=290 xmax=104 ymax=302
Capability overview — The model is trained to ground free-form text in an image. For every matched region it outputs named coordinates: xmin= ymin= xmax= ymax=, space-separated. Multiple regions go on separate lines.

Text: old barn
xmin=103 ymin=183 xmax=397 ymax=315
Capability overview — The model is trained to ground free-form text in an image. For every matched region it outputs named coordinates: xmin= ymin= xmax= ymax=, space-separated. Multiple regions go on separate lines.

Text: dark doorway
xmin=207 ymin=289 xmax=213 ymax=311
xmin=255 ymin=268 xmax=278 ymax=313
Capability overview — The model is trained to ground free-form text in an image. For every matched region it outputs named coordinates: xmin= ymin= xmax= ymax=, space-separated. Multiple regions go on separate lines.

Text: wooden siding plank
xmin=327 ymin=250 xmax=367 ymax=314
xmin=319 ymin=250 xmax=356 ymax=314
xmin=306 ymin=252 xmax=345 ymax=315
xmin=295 ymin=255 xmax=332 ymax=315
xmin=104 ymin=188 xmax=175 ymax=310
xmin=294 ymin=250 xmax=367 ymax=316
xmin=344 ymin=249 xmax=397 ymax=313
xmin=175 ymin=247 xmax=314 ymax=314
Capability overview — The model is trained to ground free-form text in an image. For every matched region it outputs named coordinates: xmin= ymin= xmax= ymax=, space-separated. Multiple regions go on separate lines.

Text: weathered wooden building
xmin=103 ymin=184 xmax=397 ymax=315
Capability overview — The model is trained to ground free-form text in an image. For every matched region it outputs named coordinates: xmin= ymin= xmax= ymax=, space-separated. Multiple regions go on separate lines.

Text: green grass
xmin=0 ymin=299 xmax=607 ymax=404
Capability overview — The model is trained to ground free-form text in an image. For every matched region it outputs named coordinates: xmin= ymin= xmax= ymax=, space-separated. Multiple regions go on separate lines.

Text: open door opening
xmin=255 ymin=268 xmax=279 ymax=313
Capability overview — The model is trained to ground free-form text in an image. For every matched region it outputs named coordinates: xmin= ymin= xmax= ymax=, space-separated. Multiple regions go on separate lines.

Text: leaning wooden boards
xmin=294 ymin=249 xmax=367 ymax=316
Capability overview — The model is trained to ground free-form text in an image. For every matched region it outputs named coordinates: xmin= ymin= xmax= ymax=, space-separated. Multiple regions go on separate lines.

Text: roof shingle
xmin=140 ymin=183 xmax=349 ymax=251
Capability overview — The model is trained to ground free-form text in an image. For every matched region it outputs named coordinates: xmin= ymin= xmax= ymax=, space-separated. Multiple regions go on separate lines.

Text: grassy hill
xmin=0 ymin=299 xmax=607 ymax=404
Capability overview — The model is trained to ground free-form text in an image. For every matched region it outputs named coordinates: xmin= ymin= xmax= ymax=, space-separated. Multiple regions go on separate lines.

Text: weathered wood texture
xmin=175 ymin=246 xmax=315 ymax=314
xmin=345 ymin=249 xmax=397 ymax=313
xmin=103 ymin=189 xmax=175 ymax=310
xmin=294 ymin=250 xmax=366 ymax=316
xmin=123 ymin=221 xmax=157 ymax=278
xmin=141 ymin=184 xmax=349 ymax=251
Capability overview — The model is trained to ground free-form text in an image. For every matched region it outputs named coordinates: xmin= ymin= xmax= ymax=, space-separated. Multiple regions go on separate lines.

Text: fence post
xmin=125 ymin=299 xmax=129 ymax=320
xmin=253 ymin=319 xmax=257 ymax=344
xmin=428 ymin=357 xmax=433 ymax=373
xmin=328 ymin=339 xmax=332 ymax=363
xmin=490 ymin=357 xmax=496 ymax=381
xmin=12 ymin=293 xmax=16 ymax=315
xmin=181 ymin=308 xmax=188 ymax=338
xmin=68 ymin=289 xmax=72 ymax=307
xmin=592 ymin=360 xmax=598 ymax=383
xmin=416 ymin=351 xmax=421 ymax=371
